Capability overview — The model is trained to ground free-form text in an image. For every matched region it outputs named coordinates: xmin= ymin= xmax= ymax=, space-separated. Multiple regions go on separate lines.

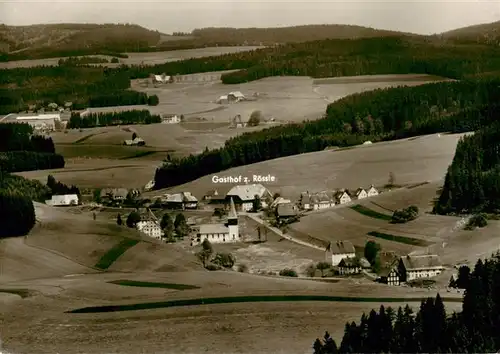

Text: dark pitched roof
xmin=355 ymin=188 xmax=366 ymax=196
xmin=326 ymin=240 xmax=355 ymax=255
xmin=300 ymin=192 xmax=311 ymax=204
xmin=400 ymin=255 xmax=443 ymax=271
xmin=338 ymin=257 xmax=360 ymax=267
xmin=277 ymin=203 xmax=297 ymax=217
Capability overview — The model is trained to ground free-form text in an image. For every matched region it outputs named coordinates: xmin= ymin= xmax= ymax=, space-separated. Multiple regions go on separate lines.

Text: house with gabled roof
xmin=325 ymin=240 xmax=356 ymax=266
xmin=379 ymin=264 xmax=401 ymax=286
xmin=397 ymin=254 xmax=445 ymax=283
xmin=338 ymin=257 xmax=362 ymax=275
xmin=100 ymin=188 xmax=128 ymax=203
xmin=311 ymin=191 xmax=335 ymax=210
xmin=334 ymin=190 xmax=352 ymax=205
xmin=367 ymin=185 xmax=379 ymax=197
xmin=276 ymin=203 xmax=298 ymax=221
xmin=354 ymin=188 xmax=368 ymax=200
xmin=299 ymin=192 xmax=312 ymax=210
xmin=226 ymin=184 xmax=272 ymax=211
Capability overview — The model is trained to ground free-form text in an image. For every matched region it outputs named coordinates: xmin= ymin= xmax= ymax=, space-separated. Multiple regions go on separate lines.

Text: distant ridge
xmin=439 ymin=20 xmax=500 ymax=45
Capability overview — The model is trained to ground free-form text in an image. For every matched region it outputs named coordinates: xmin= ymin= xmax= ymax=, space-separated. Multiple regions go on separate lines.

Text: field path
xmin=242 ymin=212 xmax=325 ymax=251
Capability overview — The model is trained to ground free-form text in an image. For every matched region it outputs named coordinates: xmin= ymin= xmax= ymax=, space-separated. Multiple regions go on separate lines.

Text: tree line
xmin=433 ymin=117 xmax=500 ymax=215
xmin=313 ymin=253 xmax=500 ymax=353
xmin=47 ymin=175 xmax=80 ymax=197
xmin=67 ymin=110 xmax=161 ymax=129
xmin=3 ymin=36 xmax=500 ymax=114
xmin=0 ymin=123 xmax=65 ymax=173
xmin=153 ymin=79 xmax=500 ymax=189
xmin=58 ymin=56 xmax=110 ymax=65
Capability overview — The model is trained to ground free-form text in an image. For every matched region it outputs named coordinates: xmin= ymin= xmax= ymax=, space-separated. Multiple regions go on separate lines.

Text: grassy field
xmin=0 ymin=46 xmax=263 ymax=69
xmin=148 ymin=133 xmax=465 ymax=201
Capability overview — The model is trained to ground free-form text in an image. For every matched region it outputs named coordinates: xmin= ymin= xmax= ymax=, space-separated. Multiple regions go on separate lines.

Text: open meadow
xmin=14 ymin=74 xmax=447 ymax=190
xmin=0 ymin=46 xmax=264 ymax=69
xmin=0 ymin=201 xmax=466 ymax=354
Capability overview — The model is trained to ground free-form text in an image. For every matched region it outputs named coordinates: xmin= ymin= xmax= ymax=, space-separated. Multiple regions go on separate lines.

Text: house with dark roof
xmin=162 ymin=192 xmax=198 ymax=210
xmin=226 ymin=184 xmax=272 ymax=211
xmin=325 ymin=240 xmax=356 ymax=266
xmin=397 ymin=254 xmax=445 ymax=283
xmin=379 ymin=265 xmax=401 ymax=286
xmin=367 ymin=185 xmax=379 ymax=197
xmin=299 ymin=192 xmax=312 ymax=210
xmin=338 ymin=257 xmax=362 ymax=275
xmin=276 ymin=203 xmax=298 ymax=221
xmin=100 ymin=188 xmax=129 ymax=203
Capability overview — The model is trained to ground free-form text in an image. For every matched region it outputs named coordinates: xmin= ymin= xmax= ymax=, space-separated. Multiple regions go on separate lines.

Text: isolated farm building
xmin=123 ymin=137 xmax=145 ymax=146
xmin=45 ymin=194 xmax=79 ymax=207
xmin=325 ymin=240 xmax=356 ymax=266
xmin=136 ymin=216 xmax=163 ymax=240
xmin=397 ymin=255 xmax=445 ymax=283
xmin=226 ymin=184 xmax=272 ymax=211
xmin=162 ymin=114 xmax=180 ymax=124
xmin=228 ymin=91 xmax=245 ymax=102
xmin=338 ymin=257 xmax=362 ymax=275
xmin=379 ymin=266 xmax=401 ymax=286
xmin=100 ymin=188 xmax=128 ymax=203
xmin=276 ymin=203 xmax=298 ymax=221
xmin=150 ymin=73 xmax=172 ymax=84
xmin=192 ymin=198 xmax=239 ymax=246
xmin=354 ymin=188 xmax=368 ymax=200
xmin=334 ymin=190 xmax=352 ymax=205
xmin=216 ymin=95 xmax=229 ymax=104
xmin=367 ymin=185 xmax=379 ymax=197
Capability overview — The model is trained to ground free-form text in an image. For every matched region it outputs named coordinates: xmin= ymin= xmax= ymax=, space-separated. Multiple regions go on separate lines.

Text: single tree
xmin=47 ymin=175 xmax=56 ymax=189
xmin=126 ymin=211 xmax=141 ymax=228
xmin=132 ymin=132 xmax=137 ymax=140
xmin=92 ymin=212 xmax=96 ymax=221
xmin=160 ymin=213 xmax=174 ymax=238
xmin=212 ymin=252 xmax=236 ymax=268
xmin=306 ymin=263 xmax=317 ymax=277
xmin=316 ymin=261 xmax=331 ymax=277
xmin=196 ymin=239 xmax=213 ymax=267
xmin=388 ymin=172 xmax=396 ymax=187
xmin=364 ymin=240 xmax=381 ymax=265
xmin=248 ymin=110 xmax=262 ymax=126
xmin=252 ymin=194 xmax=262 ymax=212
xmin=116 ymin=214 xmax=123 ymax=226
xmin=174 ymin=213 xmax=189 ymax=238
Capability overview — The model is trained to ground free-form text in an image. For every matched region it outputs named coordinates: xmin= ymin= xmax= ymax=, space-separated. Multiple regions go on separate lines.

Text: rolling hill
xmin=440 ymin=20 xmax=500 ymax=45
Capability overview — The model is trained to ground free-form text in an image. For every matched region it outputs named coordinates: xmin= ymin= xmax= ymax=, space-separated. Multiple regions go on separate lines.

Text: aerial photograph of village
xmin=1 ymin=1 xmax=500 ymax=353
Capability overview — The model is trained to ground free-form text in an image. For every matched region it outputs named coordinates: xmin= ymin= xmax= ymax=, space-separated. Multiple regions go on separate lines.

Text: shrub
xmin=391 ymin=205 xmax=419 ymax=223
xmin=212 ymin=252 xmax=236 ymax=268
xmin=205 ymin=263 xmax=221 ymax=271
xmin=305 ymin=263 xmax=317 ymax=277
xmin=279 ymin=268 xmax=298 ymax=277
xmin=237 ymin=264 xmax=248 ymax=273
xmin=465 ymin=213 xmax=488 ymax=230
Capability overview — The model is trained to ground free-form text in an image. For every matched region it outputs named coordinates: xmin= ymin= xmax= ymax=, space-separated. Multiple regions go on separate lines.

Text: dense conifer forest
xmin=3 ymin=36 xmax=500 ymax=114
xmin=67 ymin=110 xmax=162 ymax=129
xmin=153 ymin=79 xmax=500 ymax=189
xmin=0 ymin=123 xmax=64 ymax=172
xmin=433 ymin=119 xmax=500 ymax=215
xmin=313 ymin=253 xmax=500 ymax=353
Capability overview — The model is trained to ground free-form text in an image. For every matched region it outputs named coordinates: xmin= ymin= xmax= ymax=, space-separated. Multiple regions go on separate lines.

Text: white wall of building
xmin=330 ymin=252 xmax=356 ymax=266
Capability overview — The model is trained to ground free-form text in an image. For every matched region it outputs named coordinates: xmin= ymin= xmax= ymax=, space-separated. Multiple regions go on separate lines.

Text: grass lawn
xmin=108 ymin=279 xmax=200 ymax=290
xmin=67 ymin=294 xmax=463 ymax=313
xmin=95 ymin=239 xmax=140 ymax=270
xmin=367 ymin=231 xmax=432 ymax=247
xmin=350 ymin=205 xmax=392 ymax=221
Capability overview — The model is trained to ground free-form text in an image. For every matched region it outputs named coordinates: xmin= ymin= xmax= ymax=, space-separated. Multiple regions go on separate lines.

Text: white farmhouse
xmin=14 ymin=113 xmax=61 ymax=132
xmin=326 ymin=240 xmax=356 ymax=266
xmin=192 ymin=198 xmax=240 ymax=245
xmin=136 ymin=219 xmax=163 ymax=240
xmin=45 ymin=194 xmax=79 ymax=207
xmin=367 ymin=185 xmax=379 ymax=197
xmin=226 ymin=183 xmax=272 ymax=211
xmin=354 ymin=188 xmax=368 ymax=200
xmin=398 ymin=255 xmax=445 ymax=283
xmin=335 ymin=190 xmax=352 ymax=205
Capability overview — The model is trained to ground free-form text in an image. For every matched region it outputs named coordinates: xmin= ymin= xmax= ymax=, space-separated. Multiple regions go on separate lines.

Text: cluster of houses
xmin=299 ymin=185 xmax=379 ymax=211
xmin=326 ymin=239 xmax=445 ymax=286
xmin=153 ymin=191 xmax=199 ymax=210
